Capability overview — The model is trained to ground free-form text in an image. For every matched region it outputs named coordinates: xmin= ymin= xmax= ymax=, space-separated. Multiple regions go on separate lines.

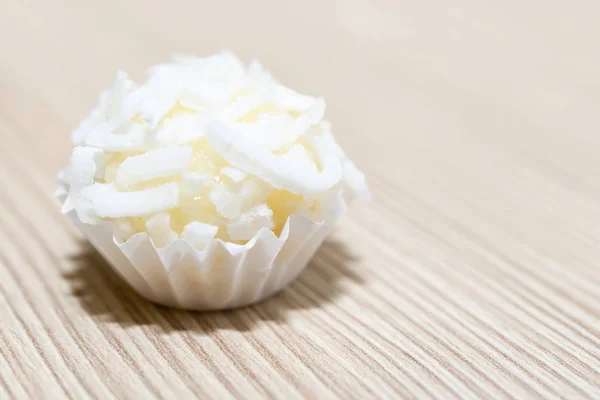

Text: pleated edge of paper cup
xmin=55 ymin=184 xmax=350 ymax=310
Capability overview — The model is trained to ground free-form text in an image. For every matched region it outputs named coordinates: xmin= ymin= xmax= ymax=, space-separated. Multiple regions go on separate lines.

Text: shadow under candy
xmin=63 ymin=237 xmax=365 ymax=334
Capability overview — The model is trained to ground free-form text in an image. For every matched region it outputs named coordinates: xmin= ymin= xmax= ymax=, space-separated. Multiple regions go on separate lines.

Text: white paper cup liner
xmin=57 ymin=186 xmax=349 ymax=310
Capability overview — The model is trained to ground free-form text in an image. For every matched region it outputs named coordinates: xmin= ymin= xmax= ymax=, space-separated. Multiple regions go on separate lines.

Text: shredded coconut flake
xmin=226 ymin=204 xmax=274 ymax=241
xmin=220 ymin=166 xmax=247 ymax=183
xmin=210 ymin=185 xmax=243 ymax=219
xmin=81 ymin=182 xmax=179 ymax=218
xmin=287 ymin=98 xmax=326 ymax=139
xmin=222 ymin=87 xmax=275 ymax=122
xmin=181 ymin=173 xmax=210 ymax=195
xmin=145 ymin=213 xmax=179 ymax=247
xmin=69 ymin=146 xmax=103 ymax=189
xmin=273 ymin=84 xmax=318 ymax=111
xmin=85 ymin=124 xmax=148 ymax=151
xmin=233 ymin=113 xmax=293 ymax=151
xmin=154 ymin=113 xmax=209 ymax=145
xmin=116 ymin=145 xmax=192 ymax=189
xmin=182 ymin=221 xmax=219 ymax=250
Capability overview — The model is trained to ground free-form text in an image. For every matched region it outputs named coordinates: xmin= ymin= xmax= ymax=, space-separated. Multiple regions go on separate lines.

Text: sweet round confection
xmin=58 ymin=51 xmax=368 ymax=309
xmin=62 ymin=51 xmax=368 ymax=247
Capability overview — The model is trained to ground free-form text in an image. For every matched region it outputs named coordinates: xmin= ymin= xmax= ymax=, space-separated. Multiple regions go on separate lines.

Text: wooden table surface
xmin=1 ymin=1 xmax=600 ymax=399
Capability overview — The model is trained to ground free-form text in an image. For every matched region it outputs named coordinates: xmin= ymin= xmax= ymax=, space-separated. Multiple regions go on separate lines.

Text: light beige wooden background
xmin=1 ymin=0 xmax=600 ymax=399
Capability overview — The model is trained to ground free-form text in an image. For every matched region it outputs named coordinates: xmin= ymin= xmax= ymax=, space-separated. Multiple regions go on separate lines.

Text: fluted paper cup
xmin=57 ymin=186 xmax=348 ymax=310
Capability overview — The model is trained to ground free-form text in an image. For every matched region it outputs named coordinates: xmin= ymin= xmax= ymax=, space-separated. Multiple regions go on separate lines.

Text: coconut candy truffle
xmin=58 ymin=51 xmax=368 ymax=309
xmin=60 ymin=51 xmax=368 ymax=248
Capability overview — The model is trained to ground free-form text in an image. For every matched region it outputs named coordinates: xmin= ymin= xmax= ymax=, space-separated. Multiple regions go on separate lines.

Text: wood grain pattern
xmin=1 ymin=0 xmax=600 ymax=398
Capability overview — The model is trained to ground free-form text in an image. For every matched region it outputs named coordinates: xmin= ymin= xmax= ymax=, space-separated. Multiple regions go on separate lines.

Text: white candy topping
xmin=116 ymin=145 xmax=192 ymax=189
xmin=80 ymin=182 xmax=179 ymax=219
xmin=145 ymin=213 xmax=178 ymax=247
xmin=63 ymin=51 xmax=368 ymax=247
xmin=226 ymin=204 xmax=274 ymax=241
xmin=181 ymin=221 xmax=219 ymax=250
